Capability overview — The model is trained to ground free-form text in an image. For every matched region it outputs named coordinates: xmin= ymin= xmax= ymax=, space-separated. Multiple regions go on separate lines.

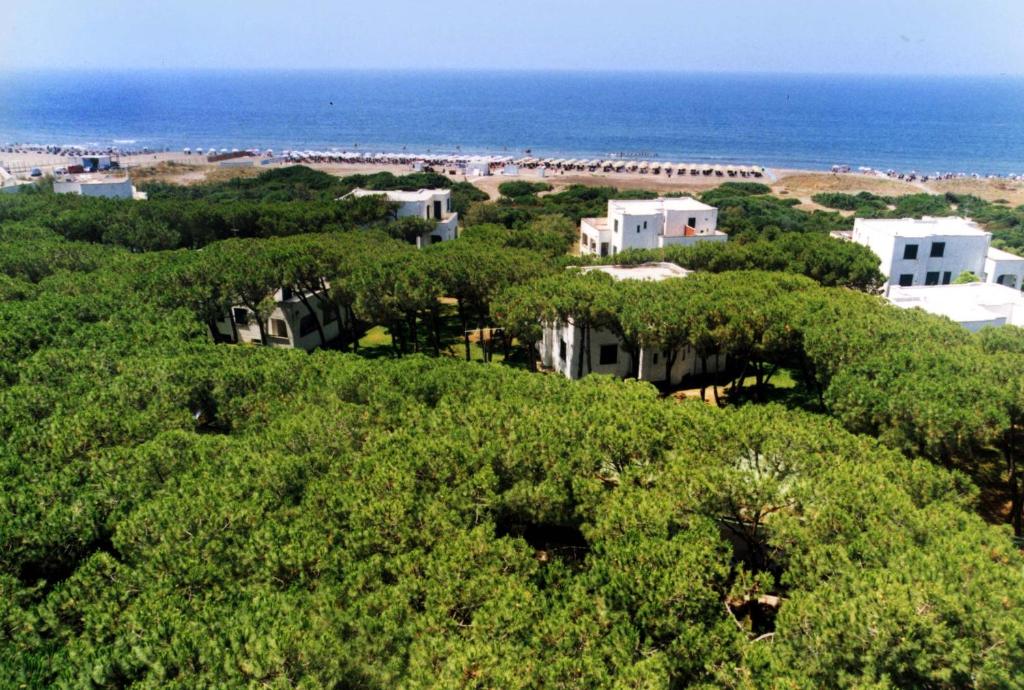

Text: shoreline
xmin=5 ymin=147 xmax=1024 ymax=208
xmin=2 ymin=141 xmax=1022 ymax=183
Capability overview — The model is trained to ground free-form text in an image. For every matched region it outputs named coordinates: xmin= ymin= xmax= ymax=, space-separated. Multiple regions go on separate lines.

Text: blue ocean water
xmin=1 ymin=70 xmax=1023 ymax=174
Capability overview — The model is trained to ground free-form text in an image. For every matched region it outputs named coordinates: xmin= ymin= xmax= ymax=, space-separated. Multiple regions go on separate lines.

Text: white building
xmin=53 ymin=175 xmax=147 ymax=200
xmin=985 ymin=247 xmax=1024 ymax=291
xmin=464 ymin=158 xmax=491 ymax=176
xmin=846 ymin=217 xmax=1024 ymax=291
xmin=538 ymin=263 xmax=727 ymax=385
xmin=580 ymin=197 xmax=726 ymax=256
xmin=347 ymin=188 xmax=458 ymax=246
xmin=0 ymin=166 xmax=33 ymax=194
xmin=888 ymin=282 xmax=1024 ymax=331
xmin=213 ymin=287 xmax=343 ymax=351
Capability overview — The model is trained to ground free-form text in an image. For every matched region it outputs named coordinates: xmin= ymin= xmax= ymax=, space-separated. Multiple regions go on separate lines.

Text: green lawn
xmin=356 ymin=302 xmax=528 ymax=367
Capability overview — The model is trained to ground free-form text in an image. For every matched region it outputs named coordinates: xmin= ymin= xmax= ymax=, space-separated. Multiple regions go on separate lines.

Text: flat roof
xmin=987 ymin=246 xmax=1024 ymax=263
xmin=609 ymin=196 xmax=715 ymax=215
xmin=349 ymin=187 xmax=448 ymax=202
xmin=854 ymin=216 xmax=989 ymax=238
xmin=579 ymin=262 xmax=690 ymax=282
xmin=888 ymin=282 xmax=1024 ymax=326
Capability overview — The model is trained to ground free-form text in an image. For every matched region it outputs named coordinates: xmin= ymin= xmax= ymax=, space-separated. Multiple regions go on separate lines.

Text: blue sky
xmin=2 ymin=0 xmax=1022 ymax=75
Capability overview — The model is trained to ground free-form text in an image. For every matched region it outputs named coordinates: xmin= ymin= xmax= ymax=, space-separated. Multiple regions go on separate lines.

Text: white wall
xmin=214 ymin=289 xmax=344 ymax=351
xmin=540 ymin=320 xmax=725 ymax=385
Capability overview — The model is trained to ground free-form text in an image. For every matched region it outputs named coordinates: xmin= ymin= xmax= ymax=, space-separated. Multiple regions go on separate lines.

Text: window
xmin=281 ymin=286 xmax=293 ymax=301
xmin=925 ymin=271 xmax=940 ymax=286
xmin=599 ymin=344 xmax=619 ymax=365
xmin=930 ymin=241 xmax=945 ymax=258
xmin=321 ymin=305 xmax=338 ymax=324
xmin=903 ymin=244 xmax=919 ymax=260
xmin=636 ymin=224 xmax=641 ymax=233
xmin=613 ymin=220 xmax=619 ymax=233
xmin=298 ymin=314 xmax=318 ymax=337
xmin=688 ymin=216 xmax=696 ymax=227
xmin=559 ymin=339 xmax=567 ymax=361
xmin=232 ymin=307 xmax=250 ymax=325
xmin=652 ymin=352 xmax=659 ymax=365
xmin=270 ymin=318 xmax=288 ymax=338
xmin=898 ymin=274 xmax=914 ymax=287
xmin=643 ymin=220 xmax=647 ymax=229
xmin=942 ymin=271 xmax=952 ymax=285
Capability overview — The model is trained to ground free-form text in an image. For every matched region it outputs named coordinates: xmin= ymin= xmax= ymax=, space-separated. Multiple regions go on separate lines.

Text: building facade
xmin=846 ymin=217 xmax=1024 ymax=291
xmin=580 ymin=197 xmax=726 ymax=256
xmin=347 ymin=188 xmax=458 ymax=246
xmin=538 ymin=263 xmax=726 ymax=385
xmin=213 ymin=287 xmax=343 ymax=351
xmin=53 ymin=175 xmax=146 ymax=200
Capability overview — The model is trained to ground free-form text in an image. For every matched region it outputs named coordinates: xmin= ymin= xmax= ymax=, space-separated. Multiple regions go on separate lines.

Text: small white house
xmin=346 ymin=188 xmax=458 ymax=246
xmin=213 ymin=286 xmax=343 ymax=350
xmin=53 ymin=175 xmax=147 ymax=200
xmin=580 ymin=197 xmax=726 ymax=257
xmin=464 ymin=158 xmax=491 ymax=177
xmin=846 ymin=217 xmax=1024 ymax=291
xmin=985 ymin=247 xmax=1024 ymax=291
xmin=888 ymin=282 xmax=1024 ymax=331
xmin=538 ymin=263 xmax=726 ymax=385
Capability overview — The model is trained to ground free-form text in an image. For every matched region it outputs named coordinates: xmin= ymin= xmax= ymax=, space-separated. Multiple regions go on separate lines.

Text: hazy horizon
xmin=2 ymin=0 xmax=1023 ymax=76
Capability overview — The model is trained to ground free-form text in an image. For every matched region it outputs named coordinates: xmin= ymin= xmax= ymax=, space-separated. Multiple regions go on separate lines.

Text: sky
xmin=2 ymin=0 xmax=1023 ymax=75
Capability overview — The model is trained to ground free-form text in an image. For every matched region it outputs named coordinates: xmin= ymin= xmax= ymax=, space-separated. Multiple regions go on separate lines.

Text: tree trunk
xmin=296 ymin=291 xmax=326 ymax=347
xmin=346 ymin=305 xmax=359 ymax=352
xmin=699 ymin=354 xmax=708 ymax=402
xmin=576 ymin=322 xmax=586 ymax=379
xmin=401 ymin=313 xmax=413 ymax=354
xmin=255 ymin=318 xmax=268 ymax=347
xmin=585 ymin=323 xmax=593 ymax=375
xmin=430 ymin=304 xmax=441 ymax=356
xmin=458 ymin=300 xmax=471 ymax=361
xmin=665 ymin=349 xmax=677 ymax=388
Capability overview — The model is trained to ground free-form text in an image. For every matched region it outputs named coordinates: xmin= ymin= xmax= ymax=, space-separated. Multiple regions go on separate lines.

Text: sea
xmin=1 ymin=70 xmax=1023 ymax=175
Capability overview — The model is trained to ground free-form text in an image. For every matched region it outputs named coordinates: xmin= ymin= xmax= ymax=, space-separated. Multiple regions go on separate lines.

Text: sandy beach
xmin=6 ymin=150 xmax=1024 ymax=208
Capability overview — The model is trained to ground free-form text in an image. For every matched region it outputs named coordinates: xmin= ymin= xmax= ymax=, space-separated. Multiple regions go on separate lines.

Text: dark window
xmin=430 ymin=234 xmax=442 ymax=244
xmin=299 ymin=314 xmax=318 ymax=337
xmin=903 ymin=244 xmax=918 ymax=260
xmin=433 ymin=200 xmax=442 ymax=219
xmin=688 ymin=216 xmax=696 ymax=227
xmin=942 ymin=271 xmax=952 ymax=285
xmin=559 ymin=339 xmax=567 ymax=361
xmin=613 ymin=220 xmax=619 ymax=233
xmin=232 ymin=307 xmax=249 ymax=325
xmin=281 ymin=286 xmax=293 ymax=300
xmin=652 ymin=352 xmax=659 ymax=365
xmin=643 ymin=220 xmax=647 ymax=229
xmin=925 ymin=271 xmax=940 ymax=286
xmin=322 ymin=305 xmax=338 ymax=324
xmin=270 ymin=318 xmax=288 ymax=338
xmin=930 ymin=241 xmax=945 ymax=258
xmin=636 ymin=224 xmax=641 ymax=233
xmin=599 ymin=344 xmax=619 ymax=365
xmin=898 ymin=274 xmax=914 ymax=287
xmin=600 ymin=242 xmax=609 ymax=257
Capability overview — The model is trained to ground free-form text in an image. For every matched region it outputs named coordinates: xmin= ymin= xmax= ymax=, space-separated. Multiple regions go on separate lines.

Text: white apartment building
xmin=580 ymin=197 xmax=726 ymax=257
xmin=888 ymin=282 xmax=1024 ymax=331
xmin=538 ymin=263 xmax=726 ymax=385
xmin=213 ymin=287 xmax=343 ymax=351
xmin=846 ymin=217 xmax=1024 ymax=291
xmin=53 ymin=175 xmax=147 ymax=200
xmin=347 ymin=188 xmax=458 ymax=246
